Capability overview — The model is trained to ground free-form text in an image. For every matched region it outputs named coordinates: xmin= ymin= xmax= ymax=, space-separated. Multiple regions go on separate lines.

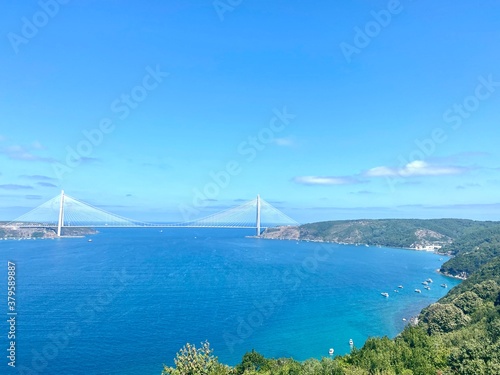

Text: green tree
xmin=471 ymin=280 xmax=500 ymax=301
xmin=452 ymin=291 xmax=482 ymax=315
xmin=236 ymin=350 xmax=269 ymax=374
xmin=421 ymin=303 xmax=470 ymax=335
xmin=162 ymin=342 xmax=234 ymax=375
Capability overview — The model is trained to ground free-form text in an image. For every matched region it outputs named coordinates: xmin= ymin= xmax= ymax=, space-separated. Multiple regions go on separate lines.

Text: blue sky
xmin=1 ymin=0 xmax=499 ymax=223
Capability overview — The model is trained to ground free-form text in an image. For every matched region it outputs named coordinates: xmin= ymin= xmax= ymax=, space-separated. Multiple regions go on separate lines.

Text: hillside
xmin=261 ymin=219 xmax=500 ymax=251
xmin=438 ymin=227 xmax=500 ymax=278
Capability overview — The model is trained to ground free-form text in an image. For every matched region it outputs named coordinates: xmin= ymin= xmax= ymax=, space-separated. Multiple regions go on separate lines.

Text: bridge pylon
xmin=256 ymin=194 xmax=261 ymax=236
xmin=57 ymin=190 xmax=65 ymax=237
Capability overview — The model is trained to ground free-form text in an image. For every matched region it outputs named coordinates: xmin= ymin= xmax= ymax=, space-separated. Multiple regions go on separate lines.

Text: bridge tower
xmin=256 ymin=194 xmax=261 ymax=236
xmin=57 ymin=190 xmax=65 ymax=237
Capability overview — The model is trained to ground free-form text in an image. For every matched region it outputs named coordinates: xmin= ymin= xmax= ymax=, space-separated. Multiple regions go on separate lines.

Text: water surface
xmin=0 ymin=228 xmax=460 ymax=374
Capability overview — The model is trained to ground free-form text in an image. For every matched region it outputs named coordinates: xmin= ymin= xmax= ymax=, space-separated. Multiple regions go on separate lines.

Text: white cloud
xmin=293 ymin=160 xmax=470 ymax=188
xmin=293 ymin=176 xmax=361 ymax=186
xmin=365 ymin=161 xmax=467 ymax=177
xmin=365 ymin=166 xmax=395 ymax=177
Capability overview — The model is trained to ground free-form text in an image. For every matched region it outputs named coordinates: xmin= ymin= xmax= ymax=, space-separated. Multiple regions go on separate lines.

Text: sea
xmin=0 ymin=228 xmax=461 ymax=375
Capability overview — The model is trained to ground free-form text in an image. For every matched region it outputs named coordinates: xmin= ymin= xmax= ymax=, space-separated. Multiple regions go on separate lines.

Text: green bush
xmin=453 ymin=291 xmax=483 ymax=315
xmin=422 ymin=303 xmax=470 ymax=335
xmin=162 ymin=342 xmax=234 ymax=375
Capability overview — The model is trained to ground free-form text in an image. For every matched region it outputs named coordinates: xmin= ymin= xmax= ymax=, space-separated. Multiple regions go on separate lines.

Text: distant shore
xmin=0 ymin=226 xmax=97 ymax=240
xmin=257 ymin=234 xmax=446 ymax=254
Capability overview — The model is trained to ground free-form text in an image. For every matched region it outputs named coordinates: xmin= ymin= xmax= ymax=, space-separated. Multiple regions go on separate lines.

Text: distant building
xmin=414 ymin=244 xmax=442 ymax=251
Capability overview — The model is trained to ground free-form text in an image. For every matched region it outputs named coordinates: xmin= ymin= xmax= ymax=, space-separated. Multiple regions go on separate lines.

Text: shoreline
xmin=436 ymin=269 xmax=467 ymax=280
xmin=1 ymin=235 xmax=89 ymax=241
xmin=256 ymin=236 xmax=447 ymax=255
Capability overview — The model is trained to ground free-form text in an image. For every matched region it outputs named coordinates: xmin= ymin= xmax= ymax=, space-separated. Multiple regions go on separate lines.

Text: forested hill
xmin=261 ymin=218 xmax=500 ymax=250
xmin=439 ymin=226 xmax=500 ymax=278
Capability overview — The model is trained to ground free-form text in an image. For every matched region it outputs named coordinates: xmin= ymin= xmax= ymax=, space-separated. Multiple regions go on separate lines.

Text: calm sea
xmin=0 ymin=228 xmax=461 ymax=375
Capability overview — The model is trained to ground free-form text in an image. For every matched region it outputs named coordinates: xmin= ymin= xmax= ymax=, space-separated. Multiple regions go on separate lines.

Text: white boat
xmin=415 ymin=289 xmax=421 ymax=293
xmin=441 ymin=283 xmax=447 ymax=288
xmin=349 ymin=339 xmax=354 ymax=346
xmin=398 ymin=285 xmax=403 ymax=289
xmin=424 ymin=286 xmax=431 ymax=290
xmin=381 ymin=292 xmax=389 ymax=297
xmin=422 ymin=281 xmax=428 ymax=285
xmin=329 ymin=348 xmax=334 ymax=355
xmin=88 ymin=239 xmax=93 ymax=242
xmin=427 ymin=278 xmax=433 ymax=283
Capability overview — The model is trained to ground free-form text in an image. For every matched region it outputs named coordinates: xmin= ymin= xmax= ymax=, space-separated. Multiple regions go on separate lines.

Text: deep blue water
xmin=0 ymin=228 xmax=461 ymax=375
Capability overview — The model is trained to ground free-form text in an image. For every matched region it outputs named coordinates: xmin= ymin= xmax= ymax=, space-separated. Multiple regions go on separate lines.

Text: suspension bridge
xmin=4 ymin=191 xmax=299 ymax=237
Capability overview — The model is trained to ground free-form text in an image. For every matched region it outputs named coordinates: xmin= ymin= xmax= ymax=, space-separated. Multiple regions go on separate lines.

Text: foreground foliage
xmin=162 ymin=342 xmax=234 ymax=375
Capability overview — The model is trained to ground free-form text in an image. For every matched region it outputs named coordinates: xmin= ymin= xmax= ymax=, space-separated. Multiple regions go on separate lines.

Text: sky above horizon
xmin=1 ymin=0 xmax=499 ymax=223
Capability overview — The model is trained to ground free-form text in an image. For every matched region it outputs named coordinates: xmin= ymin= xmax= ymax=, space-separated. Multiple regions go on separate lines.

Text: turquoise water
xmin=0 ymin=228 xmax=461 ymax=374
